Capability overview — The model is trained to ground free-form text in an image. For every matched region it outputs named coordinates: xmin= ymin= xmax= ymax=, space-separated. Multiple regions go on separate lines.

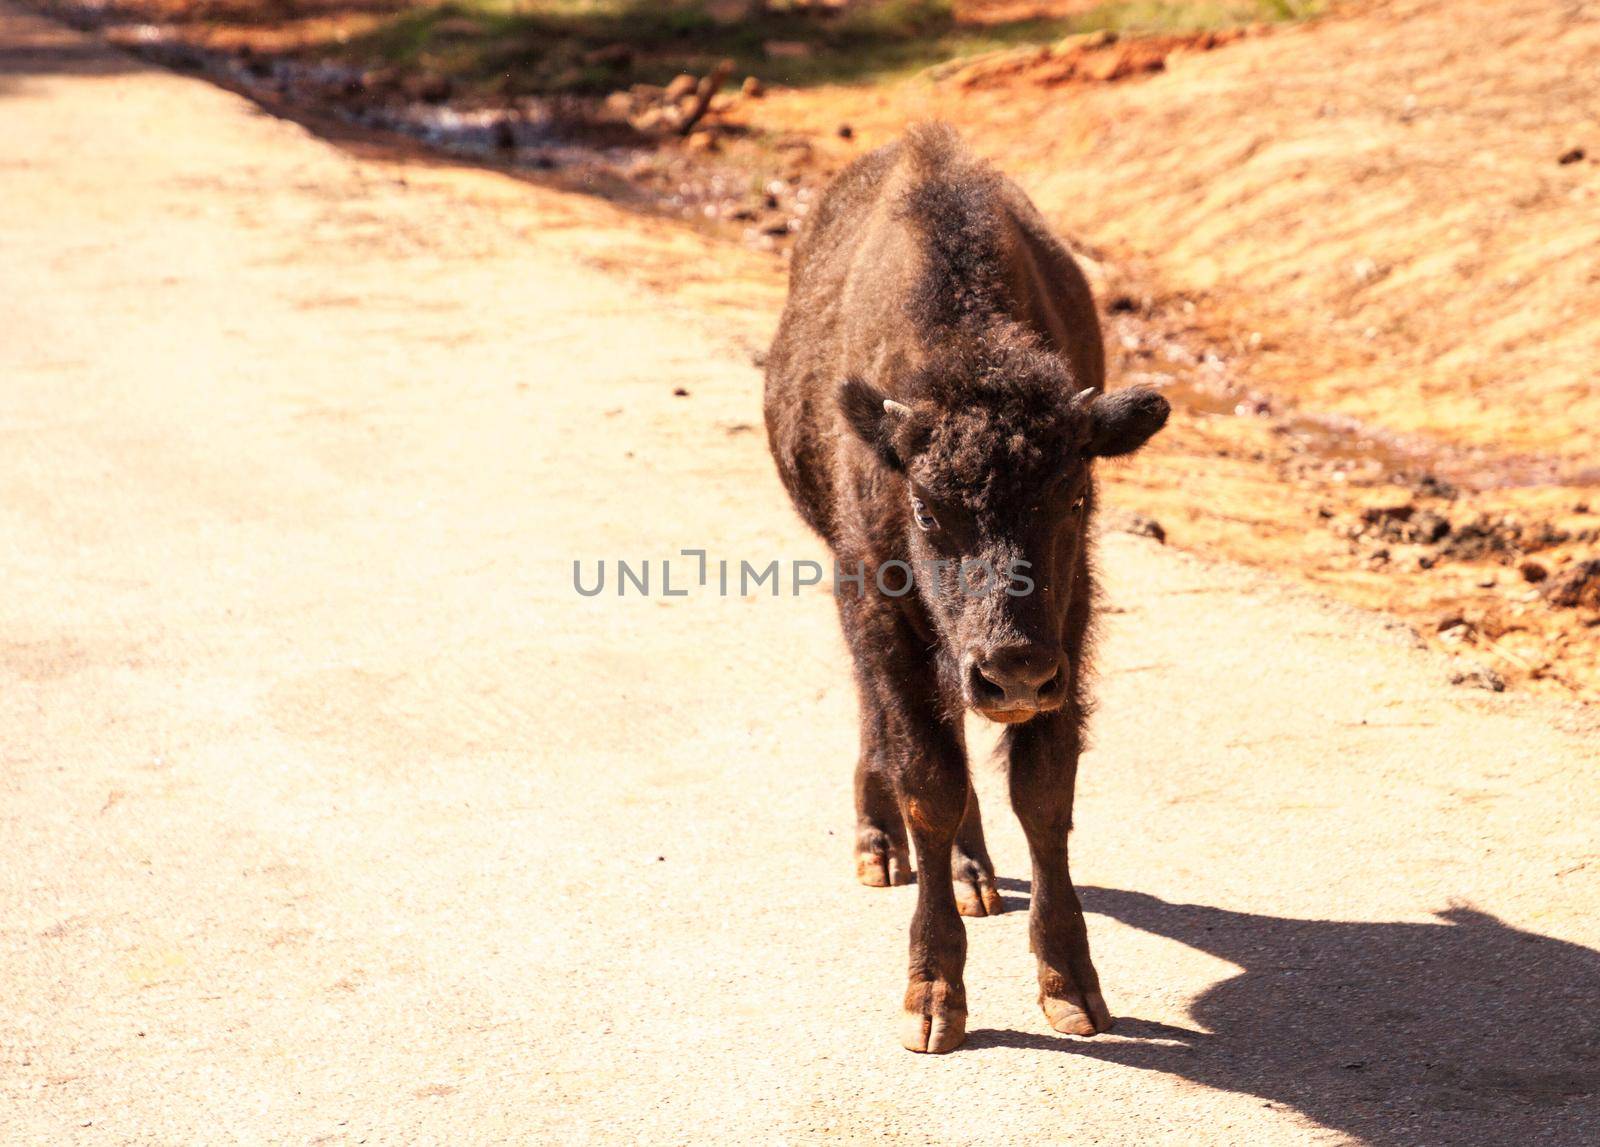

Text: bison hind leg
xmin=952 ymin=787 xmax=1004 ymax=917
xmin=952 ymin=851 xmax=1003 ymax=917
xmin=855 ymin=754 xmax=913 ymax=887
xmin=856 ymin=821 xmax=913 ymax=887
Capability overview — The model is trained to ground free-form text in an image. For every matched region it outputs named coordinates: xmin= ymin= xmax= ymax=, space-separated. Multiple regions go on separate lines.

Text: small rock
xmin=403 ymin=73 xmax=454 ymax=104
xmin=685 ymin=131 xmax=720 ymax=154
xmin=1110 ymin=511 xmax=1166 ymax=544
xmin=1519 ymin=559 xmax=1549 ymax=584
xmin=1437 ymin=515 xmax=1517 ymax=561
xmin=1361 ymin=503 xmax=1448 ymax=545
xmin=837 ymin=123 xmax=855 ymax=140
xmin=1057 ymin=29 xmax=1119 ymax=53
xmin=764 ymin=40 xmax=814 ymax=60
xmin=1541 ymin=558 xmax=1600 ymax=609
xmin=664 ymin=74 xmax=699 ymax=102
xmin=1448 ymin=661 xmax=1505 ymax=692
xmin=631 ymin=106 xmax=672 ymax=133
xmin=1382 ymin=619 xmax=1427 ymax=648
xmin=672 ymin=387 xmax=690 ymax=397
xmin=1362 ymin=502 xmax=1414 ymax=525
xmin=741 ymin=75 xmax=765 ymax=98
xmin=1521 ymin=521 xmax=1572 ymax=550
xmin=1081 ymin=47 xmax=1139 ymax=83
xmin=1412 ymin=510 xmax=1452 ymax=544
xmin=1413 ymin=474 xmax=1459 ymax=499
xmin=1558 ymin=146 xmax=1586 ymax=165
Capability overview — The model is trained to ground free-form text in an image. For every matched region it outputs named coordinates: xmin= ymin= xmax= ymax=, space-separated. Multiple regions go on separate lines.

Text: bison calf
xmin=763 ymin=124 xmax=1168 ymax=1053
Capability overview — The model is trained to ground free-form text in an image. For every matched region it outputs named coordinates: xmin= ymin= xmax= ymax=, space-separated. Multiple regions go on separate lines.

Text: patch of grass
xmin=331 ymin=0 xmax=1322 ymax=97
xmin=1060 ymin=0 xmax=1321 ymax=35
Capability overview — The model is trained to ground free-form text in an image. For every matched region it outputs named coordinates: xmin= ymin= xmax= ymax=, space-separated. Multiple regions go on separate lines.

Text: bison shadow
xmin=970 ymin=886 xmax=1600 ymax=1144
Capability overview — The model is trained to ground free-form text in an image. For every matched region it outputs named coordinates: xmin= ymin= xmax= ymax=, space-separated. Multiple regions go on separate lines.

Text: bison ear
xmin=838 ymin=376 xmax=909 ymax=471
xmin=1088 ymin=386 xmax=1170 ymax=458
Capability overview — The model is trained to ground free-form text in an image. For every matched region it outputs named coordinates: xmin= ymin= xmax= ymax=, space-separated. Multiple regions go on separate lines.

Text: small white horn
xmin=882 ymin=399 xmax=913 ymax=418
xmin=1077 ymin=387 xmax=1098 ymax=402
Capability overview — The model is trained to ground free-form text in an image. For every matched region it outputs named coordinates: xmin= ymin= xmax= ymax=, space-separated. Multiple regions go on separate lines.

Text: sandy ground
xmin=3 ymin=6 xmax=1599 ymax=1143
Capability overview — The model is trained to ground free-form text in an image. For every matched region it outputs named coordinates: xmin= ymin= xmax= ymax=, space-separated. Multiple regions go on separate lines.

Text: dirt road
xmin=3 ymin=7 xmax=1598 ymax=1143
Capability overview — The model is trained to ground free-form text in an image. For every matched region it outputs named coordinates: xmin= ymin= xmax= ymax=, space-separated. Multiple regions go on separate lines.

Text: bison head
xmin=839 ymin=341 xmax=1168 ymax=724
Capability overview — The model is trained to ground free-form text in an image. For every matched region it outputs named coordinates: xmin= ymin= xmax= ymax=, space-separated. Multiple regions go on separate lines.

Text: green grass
xmin=332 ymin=0 xmax=1323 ymax=98
xmin=1065 ymin=0 xmax=1319 ymax=33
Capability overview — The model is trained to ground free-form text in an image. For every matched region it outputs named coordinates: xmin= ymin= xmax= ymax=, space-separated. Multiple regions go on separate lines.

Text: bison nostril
xmin=967 ymin=649 xmax=1066 ymax=709
xmin=968 ymin=660 xmax=1006 ymax=705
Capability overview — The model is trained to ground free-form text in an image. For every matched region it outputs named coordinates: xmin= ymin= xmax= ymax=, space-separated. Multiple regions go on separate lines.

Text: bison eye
xmin=911 ymin=497 xmax=938 ymax=531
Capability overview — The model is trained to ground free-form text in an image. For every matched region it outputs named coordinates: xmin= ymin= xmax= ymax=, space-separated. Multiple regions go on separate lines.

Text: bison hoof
xmin=1041 ymin=989 xmax=1114 ymax=1037
xmin=952 ymin=856 xmax=1004 ymax=917
xmin=901 ymin=980 xmax=967 ymax=1054
xmin=855 ymin=830 xmax=913 ymax=888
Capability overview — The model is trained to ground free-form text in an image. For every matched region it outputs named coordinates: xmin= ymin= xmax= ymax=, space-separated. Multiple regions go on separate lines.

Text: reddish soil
xmin=937 ymin=26 xmax=1256 ymax=88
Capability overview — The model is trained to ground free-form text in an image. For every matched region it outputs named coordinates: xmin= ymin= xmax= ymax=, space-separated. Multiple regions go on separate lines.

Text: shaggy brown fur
xmin=764 ymin=124 xmax=1168 ymax=1053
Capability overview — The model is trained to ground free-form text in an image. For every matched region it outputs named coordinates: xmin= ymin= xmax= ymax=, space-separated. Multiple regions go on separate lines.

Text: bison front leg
xmin=1007 ymin=710 xmax=1114 ymax=1037
xmin=841 ymin=596 xmax=972 ymax=1053
xmin=895 ymin=738 xmax=971 ymax=1053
